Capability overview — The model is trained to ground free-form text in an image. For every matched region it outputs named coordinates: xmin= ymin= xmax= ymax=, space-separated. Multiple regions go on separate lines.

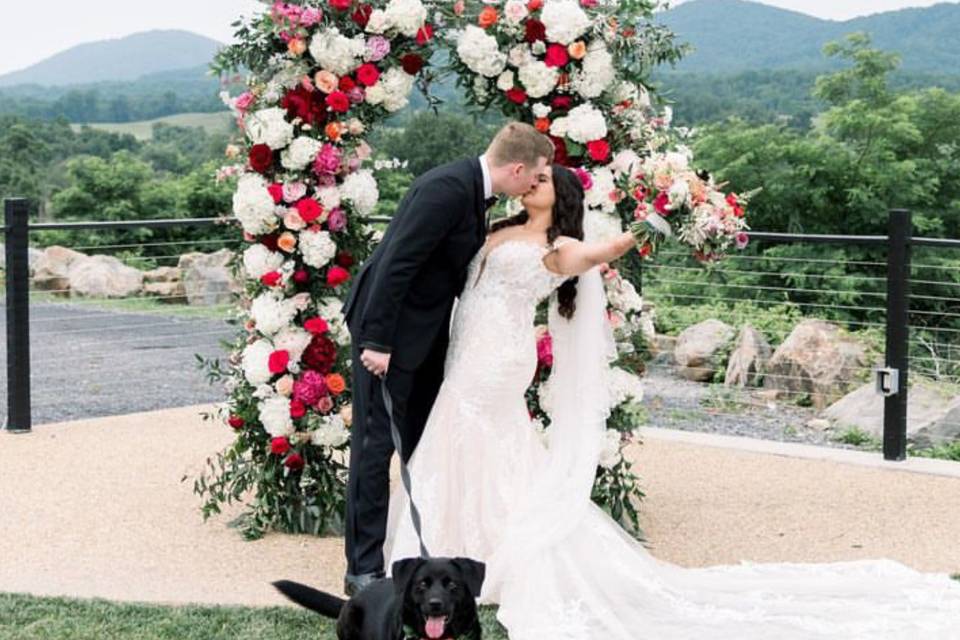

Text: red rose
xmin=653 ymin=191 xmax=670 ymax=215
xmin=528 ymin=0 xmax=544 ymax=10
xmin=282 ymin=85 xmax=327 ymax=126
xmin=260 ymin=271 xmax=283 ymax=287
xmin=268 ymin=350 xmax=290 ymax=374
xmin=550 ymin=136 xmax=570 ymax=166
xmin=228 ymin=415 xmax=245 ymax=429
xmin=284 ymin=453 xmax=305 ymax=471
xmin=249 ymin=144 xmax=273 ymax=174
xmin=587 ymin=139 xmax=610 ymax=162
xmin=401 ymin=53 xmax=425 ymax=75
xmin=352 ymin=3 xmax=373 ymax=26
xmin=335 ymin=251 xmax=355 ymax=268
xmin=290 ymin=398 xmax=307 ymax=419
xmin=339 ymin=76 xmax=357 ymax=92
xmin=525 ymin=19 xmax=546 ymax=42
xmin=260 ymin=234 xmax=280 ymax=252
xmin=329 ymin=0 xmax=351 ymax=10
xmin=304 ymin=317 xmax=330 ymax=334
xmin=544 ymin=44 xmax=569 ymax=68
xmin=327 ymin=266 xmax=350 ymax=287
xmin=303 ymin=334 xmax=337 ymax=374
xmin=267 ymin=183 xmax=284 ymax=204
xmin=295 ymin=198 xmax=323 ymax=223
xmin=416 ymin=24 xmax=434 ymax=45
xmin=506 ymin=88 xmax=528 ymax=104
xmin=356 ymin=63 xmax=380 ymax=87
xmin=638 ymin=242 xmax=653 ymax=258
xmin=326 ymin=91 xmax=350 ymax=113
xmin=271 ymin=437 xmax=291 ymax=456
xmin=551 ymin=95 xmax=572 ymax=110
xmin=293 ymin=269 xmax=309 ymax=284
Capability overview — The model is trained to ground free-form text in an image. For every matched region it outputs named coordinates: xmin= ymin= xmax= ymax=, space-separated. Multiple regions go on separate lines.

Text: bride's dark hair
xmin=491 ymin=164 xmax=585 ymax=319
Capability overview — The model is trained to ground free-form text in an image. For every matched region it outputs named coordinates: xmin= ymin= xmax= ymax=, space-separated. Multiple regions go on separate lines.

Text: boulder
xmin=143 ymin=266 xmax=187 ymax=304
xmin=763 ymin=320 xmax=869 ymax=409
xmin=178 ymin=249 xmax=241 ymax=306
xmin=823 ymin=380 xmax=960 ymax=446
xmin=724 ymin=324 xmax=772 ymax=387
xmin=31 ymin=246 xmax=89 ymax=294
xmin=674 ymin=319 xmax=735 ymax=382
xmin=68 ymin=255 xmax=143 ymax=298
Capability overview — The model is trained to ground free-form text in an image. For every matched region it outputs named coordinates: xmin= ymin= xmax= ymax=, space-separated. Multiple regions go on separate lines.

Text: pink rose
xmin=235 ymin=92 xmax=255 ymax=114
xmin=314 ymin=143 xmax=342 ymax=176
xmin=314 ymin=70 xmax=339 ymax=94
xmin=283 ymin=181 xmax=307 ymax=202
xmin=327 ymin=207 xmax=348 ymax=232
xmin=284 ymin=209 xmax=306 ymax=231
xmin=317 ymin=396 xmax=334 ymax=414
xmin=573 ymin=167 xmax=592 ymax=191
xmin=735 ymin=232 xmax=750 ymax=250
xmin=365 ymin=36 xmax=392 ymax=62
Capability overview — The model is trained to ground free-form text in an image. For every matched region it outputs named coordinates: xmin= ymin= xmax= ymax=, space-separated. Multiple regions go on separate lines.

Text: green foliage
xmin=911 ymin=441 xmax=960 ymax=462
xmin=833 ymin=426 xmax=881 ymax=449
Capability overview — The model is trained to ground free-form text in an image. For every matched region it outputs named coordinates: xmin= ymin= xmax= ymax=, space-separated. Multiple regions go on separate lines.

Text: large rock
xmin=823 ymin=380 xmax=960 ymax=446
xmin=764 ymin=320 xmax=869 ymax=409
xmin=724 ymin=324 xmax=772 ymax=387
xmin=674 ymin=319 xmax=735 ymax=382
xmin=69 ymin=255 xmax=144 ymax=298
xmin=31 ymin=246 xmax=89 ymax=294
xmin=143 ymin=266 xmax=186 ymax=304
xmin=179 ymin=249 xmax=241 ymax=306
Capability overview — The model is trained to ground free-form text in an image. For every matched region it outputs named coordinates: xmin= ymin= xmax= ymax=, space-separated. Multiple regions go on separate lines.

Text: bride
xmin=384 ymin=164 xmax=960 ymax=638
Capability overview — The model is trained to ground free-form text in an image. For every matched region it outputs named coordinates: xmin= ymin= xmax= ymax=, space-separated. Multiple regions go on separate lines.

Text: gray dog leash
xmin=380 ymin=377 xmax=430 ymax=559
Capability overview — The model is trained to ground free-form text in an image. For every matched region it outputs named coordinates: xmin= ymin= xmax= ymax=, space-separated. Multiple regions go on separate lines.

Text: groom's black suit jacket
xmin=343 ymin=157 xmax=490 ymax=371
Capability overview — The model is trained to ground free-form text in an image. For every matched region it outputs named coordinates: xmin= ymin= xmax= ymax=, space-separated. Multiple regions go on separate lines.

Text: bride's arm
xmin=544 ymin=232 xmax=636 ymax=276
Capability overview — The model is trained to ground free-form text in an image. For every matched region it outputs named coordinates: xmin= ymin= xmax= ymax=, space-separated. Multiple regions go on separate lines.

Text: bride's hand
xmin=544 ymin=231 xmax=637 ymax=277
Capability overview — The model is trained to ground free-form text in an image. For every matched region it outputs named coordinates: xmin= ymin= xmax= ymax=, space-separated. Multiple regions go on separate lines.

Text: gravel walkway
xmin=0 ymin=300 xmax=235 ymax=426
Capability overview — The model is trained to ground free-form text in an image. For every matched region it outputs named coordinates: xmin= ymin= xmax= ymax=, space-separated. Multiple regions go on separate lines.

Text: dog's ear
xmin=451 ymin=558 xmax=486 ymax=598
xmin=391 ymin=557 xmax=424 ymax=596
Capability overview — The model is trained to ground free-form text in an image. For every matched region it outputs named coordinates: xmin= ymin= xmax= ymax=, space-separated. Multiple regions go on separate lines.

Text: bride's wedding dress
xmin=384 ymin=238 xmax=960 ymax=639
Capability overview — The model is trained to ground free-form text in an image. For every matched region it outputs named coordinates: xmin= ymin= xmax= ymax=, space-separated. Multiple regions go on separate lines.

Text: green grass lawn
xmin=28 ymin=291 xmax=233 ymax=322
xmin=0 ymin=594 xmax=509 ymax=640
xmin=69 ymin=112 xmax=234 ymax=140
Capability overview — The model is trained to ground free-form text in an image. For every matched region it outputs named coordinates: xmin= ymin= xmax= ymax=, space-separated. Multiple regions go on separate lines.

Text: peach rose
xmin=284 ymin=209 xmax=305 ymax=231
xmin=348 ymin=118 xmax=365 ymax=136
xmin=478 ymin=5 xmax=499 ymax=28
xmin=568 ymin=41 xmax=587 ymax=60
xmin=224 ymin=144 xmax=241 ymax=158
xmin=277 ymin=232 xmax=297 ymax=253
xmin=275 ymin=375 xmax=295 ymax=397
xmin=339 ymin=404 xmax=353 ymax=427
xmin=287 ymin=38 xmax=307 ymax=57
xmin=314 ymin=70 xmax=339 ymax=94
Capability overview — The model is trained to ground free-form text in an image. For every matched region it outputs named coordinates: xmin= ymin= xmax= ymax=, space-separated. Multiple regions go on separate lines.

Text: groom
xmin=342 ymin=122 xmax=554 ymax=595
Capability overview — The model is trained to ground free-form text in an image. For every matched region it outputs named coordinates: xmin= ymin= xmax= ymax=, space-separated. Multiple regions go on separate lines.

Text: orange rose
xmin=478 ymin=6 xmax=499 ymax=28
xmin=326 ymin=373 xmax=347 ymax=395
xmin=277 ymin=232 xmax=297 ymax=253
xmin=325 ymin=121 xmax=342 ymax=141
xmin=568 ymin=41 xmax=587 ymax=60
xmin=527 ymin=0 xmax=544 ymax=10
xmin=287 ymin=38 xmax=307 ymax=57
xmin=534 ymin=117 xmax=551 ymax=133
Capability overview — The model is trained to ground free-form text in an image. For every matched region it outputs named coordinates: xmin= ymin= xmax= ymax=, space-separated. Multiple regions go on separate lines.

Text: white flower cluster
xmin=250 ymin=291 xmax=299 ymax=336
xmin=274 ymin=327 xmax=313 ymax=365
xmin=245 ymin=107 xmax=295 ymax=149
xmin=300 ymin=229 xmax=338 ymax=269
xmin=243 ymin=244 xmax=285 ymax=280
xmin=457 ymin=26 xmax=507 ymax=77
xmin=518 ymin=60 xmax=558 ymax=98
xmin=606 ymin=277 xmax=643 ymax=315
xmin=573 ymin=42 xmax=615 ymax=99
xmin=583 ymin=167 xmax=618 ymax=216
xmin=599 ymin=429 xmax=622 ymax=469
xmin=318 ymin=297 xmax=352 ymax=346
xmin=281 ymin=136 xmax=322 ymax=171
xmin=233 ymin=174 xmax=279 ymax=235
xmin=309 ymin=27 xmax=366 ymax=75
xmin=383 ymin=0 xmax=427 ymax=37
xmin=242 ymin=339 xmax=274 ymax=386
xmin=551 ymin=103 xmax=608 ymax=143
xmin=260 ymin=396 xmax=294 ymax=437
xmin=310 ymin=415 xmax=350 ymax=448
xmin=608 ymin=367 xmax=645 ymax=407
xmin=366 ymin=67 xmax=415 ymax=112
xmin=541 ymin=0 xmax=592 ymax=45
xmin=340 ymin=169 xmax=380 ymax=215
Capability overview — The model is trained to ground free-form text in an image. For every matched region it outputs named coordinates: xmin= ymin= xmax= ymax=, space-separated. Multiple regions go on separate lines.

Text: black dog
xmin=273 ymin=557 xmax=485 ymax=640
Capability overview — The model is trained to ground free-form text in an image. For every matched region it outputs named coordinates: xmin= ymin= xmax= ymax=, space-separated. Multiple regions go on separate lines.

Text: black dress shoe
xmin=344 ymin=571 xmax=385 ymax=597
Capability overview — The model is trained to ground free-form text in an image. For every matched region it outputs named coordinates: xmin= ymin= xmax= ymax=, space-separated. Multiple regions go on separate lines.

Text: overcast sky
xmin=0 ymin=0 xmax=956 ymax=76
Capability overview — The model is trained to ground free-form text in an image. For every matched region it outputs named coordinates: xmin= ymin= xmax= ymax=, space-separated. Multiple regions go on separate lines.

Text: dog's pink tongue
xmin=425 ymin=617 xmax=446 ymax=639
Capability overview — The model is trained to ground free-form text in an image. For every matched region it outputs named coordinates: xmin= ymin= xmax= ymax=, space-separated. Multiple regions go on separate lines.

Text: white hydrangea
xmin=274 ymin=327 xmax=313 ymax=364
xmin=552 ymin=103 xmax=607 ymax=143
xmin=541 ymin=0 xmax=592 ymax=45
xmin=573 ymin=42 xmax=615 ymax=99
xmin=233 ymin=174 xmax=279 ymax=236
xmin=318 ymin=296 xmax=352 ymax=346
xmin=245 ymin=107 xmax=294 ymax=150
xmin=608 ymin=367 xmax=645 ymax=407
xmin=311 ymin=415 xmax=350 ymax=448
xmin=612 ymin=80 xmax=639 ymax=104
xmin=242 ymin=339 xmax=274 ymax=386
xmin=300 ymin=229 xmax=338 ymax=269
xmin=309 ymin=27 xmax=365 ymax=75
xmin=508 ymin=44 xmax=532 ymax=68
xmin=380 ymin=67 xmax=416 ymax=112
xmin=317 ymin=185 xmax=342 ymax=211
xmin=610 ymin=149 xmax=642 ymax=176
xmin=384 ymin=0 xmax=427 ymax=37
xmin=518 ymin=60 xmax=559 ymax=98
xmin=280 ymin=136 xmax=322 ymax=171
xmin=259 ymin=396 xmax=294 ymax=438
xmin=243 ymin=244 xmax=285 ymax=280
xmin=250 ymin=292 xmax=298 ymax=336
xmin=497 ymin=70 xmax=515 ymax=91
xmin=584 ymin=208 xmax=622 ymax=242
xmin=457 ymin=25 xmax=507 ymax=77
xmin=532 ymin=102 xmax=552 ymax=119
xmin=599 ymin=429 xmax=622 ymax=469
xmin=365 ymin=9 xmax=388 ymax=34
xmin=607 ymin=278 xmax=643 ymax=315
xmin=504 ymin=0 xmax=530 ymax=23
xmin=341 ymin=169 xmax=380 ymax=215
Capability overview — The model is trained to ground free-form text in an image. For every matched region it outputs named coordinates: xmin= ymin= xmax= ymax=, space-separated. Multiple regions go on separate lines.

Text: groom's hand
xmin=360 ymin=349 xmax=391 ymax=378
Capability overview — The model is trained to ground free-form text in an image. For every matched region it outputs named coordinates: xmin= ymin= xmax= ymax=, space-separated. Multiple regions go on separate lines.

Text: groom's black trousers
xmin=344 ymin=335 xmax=446 ymax=577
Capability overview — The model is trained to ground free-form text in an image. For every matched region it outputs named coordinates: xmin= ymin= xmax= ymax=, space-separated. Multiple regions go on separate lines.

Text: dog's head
xmin=392 ymin=557 xmax=485 ymax=640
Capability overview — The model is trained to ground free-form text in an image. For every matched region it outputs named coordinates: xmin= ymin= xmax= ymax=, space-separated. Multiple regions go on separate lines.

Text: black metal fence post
xmin=883 ymin=208 xmax=912 ymax=461
xmin=4 ymin=198 xmax=32 ymax=433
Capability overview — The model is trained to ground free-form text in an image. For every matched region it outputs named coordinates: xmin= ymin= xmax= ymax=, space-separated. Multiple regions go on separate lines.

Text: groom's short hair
xmin=487 ymin=122 xmax=555 ymax=168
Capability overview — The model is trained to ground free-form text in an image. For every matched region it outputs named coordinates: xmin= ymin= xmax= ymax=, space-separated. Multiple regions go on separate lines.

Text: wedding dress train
xmin=384 ymin=239 xmax=960 ymax=639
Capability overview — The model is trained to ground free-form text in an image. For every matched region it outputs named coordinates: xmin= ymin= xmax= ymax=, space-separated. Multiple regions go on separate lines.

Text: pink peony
xmin=537 ymin=332 xmax=553 ymax=369
xmin=366 ymin=36 xmax=392 ymax=62
xmin=314 ymin=143 xmax=342 ymax=176
xmin=327 ymin=207 xmax=348 ymax=232
xmin=293 ymin=370 xmax=329 ymax=407
xmin=573 ymin=167 xmax=593 ymax=190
